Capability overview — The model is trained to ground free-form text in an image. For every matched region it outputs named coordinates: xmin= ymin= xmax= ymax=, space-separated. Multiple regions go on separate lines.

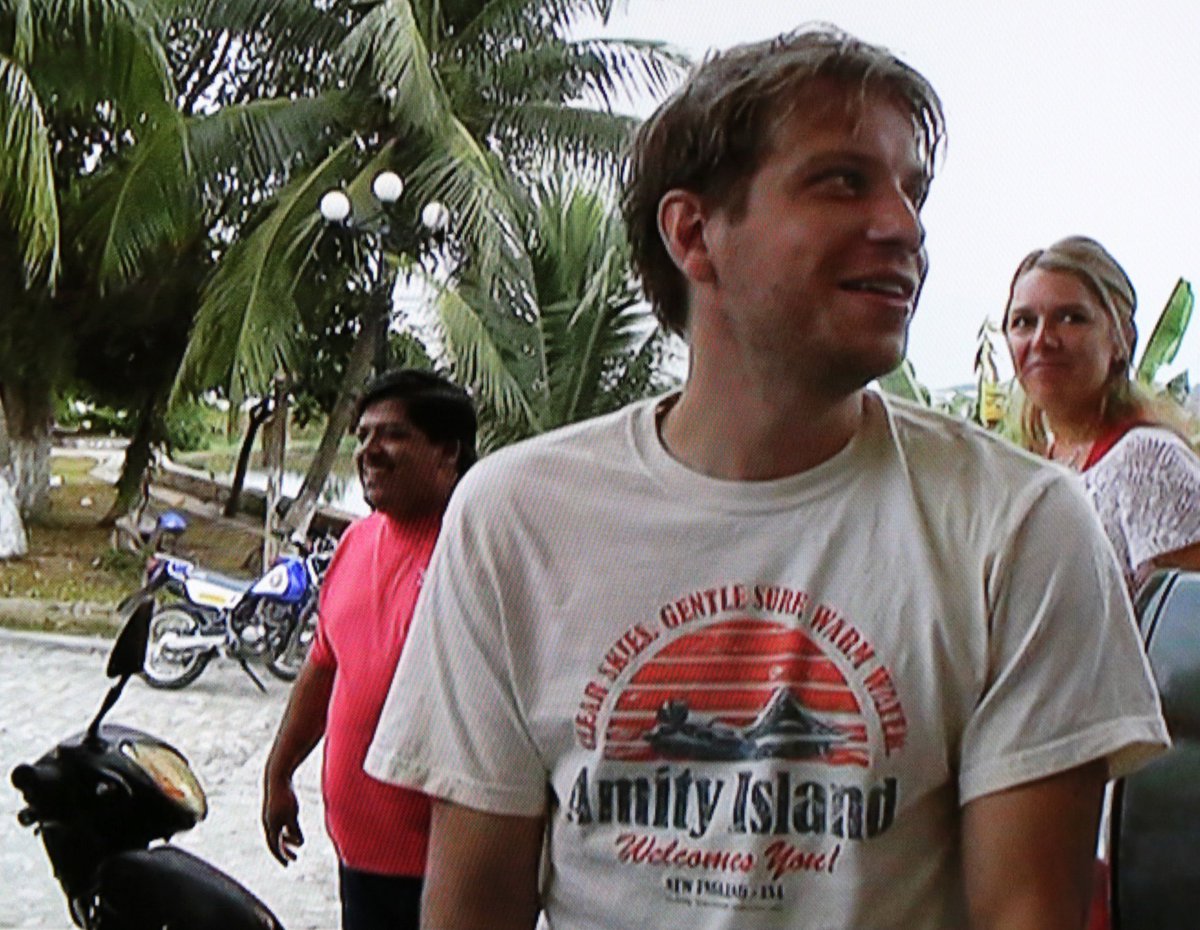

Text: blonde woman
xmin=1004 ymin=235 xmax=1200 ymax=592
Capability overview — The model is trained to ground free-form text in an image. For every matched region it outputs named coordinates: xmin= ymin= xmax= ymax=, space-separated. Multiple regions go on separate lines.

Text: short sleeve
xmin=364 ymin=479 xmax=548 ymax=816
xmin=1114 ymin=431 xmax=1200 ymax=570
xmin=958 ymin=477 xmax=1168 ymax=804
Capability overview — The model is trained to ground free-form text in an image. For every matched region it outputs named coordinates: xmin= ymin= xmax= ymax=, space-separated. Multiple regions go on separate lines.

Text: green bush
xmin=164 ymin=401 xmax=220 ymax=453
xmin=55 ymin=395 xmax=132 ymax=435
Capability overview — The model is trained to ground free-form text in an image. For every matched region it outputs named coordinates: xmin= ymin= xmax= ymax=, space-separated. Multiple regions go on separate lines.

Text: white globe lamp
xmin=421 ymin=201 xmax=450 ymax=233
xmin=371 ymin=170 xmax=404 ymax=204
xmin=318 ymin=189 xmax=352 ymax=223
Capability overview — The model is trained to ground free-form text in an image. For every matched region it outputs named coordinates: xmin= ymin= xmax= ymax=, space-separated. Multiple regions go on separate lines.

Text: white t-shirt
xmin=366 ymin=393 xmax=1167 ymax=930
xmin=1084 ymin=426 xmax=1200 ymax=592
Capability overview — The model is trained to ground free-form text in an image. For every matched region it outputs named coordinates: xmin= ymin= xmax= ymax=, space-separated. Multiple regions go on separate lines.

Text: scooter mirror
xmin=107 ymin=600 xmax=153 ymax=679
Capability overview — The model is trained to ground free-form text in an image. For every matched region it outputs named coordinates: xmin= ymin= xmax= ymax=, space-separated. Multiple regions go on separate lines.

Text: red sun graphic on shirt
xmin=602 ymin=618 xmax=871 ymax=767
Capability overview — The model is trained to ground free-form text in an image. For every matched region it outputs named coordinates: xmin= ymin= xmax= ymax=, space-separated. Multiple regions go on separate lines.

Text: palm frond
xmin=147 ymin=0 xmax=345 ymax=50
xmin=187 ymin=91 xmax=352 ymax=201
xmin=477 ymin=36 xmax=687 ymax=109
xmin=434 ymin=284 xmax=542 ymax=430
xmin=450 ymin=0 xmax=619 ymax=50
xmin=564 ymin=37 xmax=689 ymax=106
xmin=0 ymin=54 xmax=59 ymax=284
xmin=406 ymin=114 xmax=536 ymax=302
xmin=551 ymin=247 xmax=636 ymax=422
xmin=339 ymin=0 xmax=450 ymax=133
xmin=72 ymin=114 xmax=195 ymax=291
xmin=493 ymin=101 xmax=635 ymax=178
xmin=19 ymin=0 xmax=177 ymax=127
xmin=8 ymin=0 xmax=36 ymax=63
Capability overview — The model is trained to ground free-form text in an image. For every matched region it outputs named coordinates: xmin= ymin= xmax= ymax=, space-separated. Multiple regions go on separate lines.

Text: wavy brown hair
xmin=621 ymin=24 xmax=945 ymax=336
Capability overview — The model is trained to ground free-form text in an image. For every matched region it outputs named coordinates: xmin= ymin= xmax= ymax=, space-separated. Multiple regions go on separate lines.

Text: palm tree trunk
xmin=0 ymin=379 xmax=54 ymax=519
xmin=99 ymin=396 xmax=159 ymax=527
xmin=262 ymin=374 xmax=289 ymax=570
xmin=281 ymin=309 xmax=380 ymax=538
xmin=224 ymin=396 xmax=274 ymax=517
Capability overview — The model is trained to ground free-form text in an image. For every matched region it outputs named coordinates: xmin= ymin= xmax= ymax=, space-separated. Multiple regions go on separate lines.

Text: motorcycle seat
xmin=186 ymin=568 xmax=255 ymax=594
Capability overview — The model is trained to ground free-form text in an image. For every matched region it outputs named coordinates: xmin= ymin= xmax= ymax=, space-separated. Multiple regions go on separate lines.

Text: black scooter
xmin=11 ymin=600 xmax=284 ymax=930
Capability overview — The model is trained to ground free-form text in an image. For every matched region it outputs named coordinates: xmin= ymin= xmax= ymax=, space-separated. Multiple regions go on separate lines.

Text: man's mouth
xmin=840 ymin=272 xmax=918 ymax=301
xmin=360 ymin=462 xmax=393 ymax=481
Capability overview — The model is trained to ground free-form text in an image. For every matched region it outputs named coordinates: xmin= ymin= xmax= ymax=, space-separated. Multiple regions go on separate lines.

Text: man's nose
xmin=356 ymin=431 xmax=380 ymax=458
xmin=866 ymin=186 xmax=924 ymax=253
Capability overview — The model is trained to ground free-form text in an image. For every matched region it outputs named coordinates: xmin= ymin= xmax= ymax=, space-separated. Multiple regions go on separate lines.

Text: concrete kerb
xmin=0 ymin=624 xmax=112 ymax=653
xmin=0 ymin=597 xmax=120 ymax=633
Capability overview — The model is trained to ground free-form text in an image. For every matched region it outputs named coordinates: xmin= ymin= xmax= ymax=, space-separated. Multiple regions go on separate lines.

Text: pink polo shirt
xmin=308 ymin=510 xmax=438 ymax=875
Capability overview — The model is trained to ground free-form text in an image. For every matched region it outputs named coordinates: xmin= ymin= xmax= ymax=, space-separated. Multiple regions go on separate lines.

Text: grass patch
xmin=3 ymin=455 xmax=263 ymax=620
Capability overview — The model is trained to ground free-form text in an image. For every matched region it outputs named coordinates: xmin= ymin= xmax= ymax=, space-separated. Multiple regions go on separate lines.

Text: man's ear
xmin=438 ymin=440 xmax=461 ymax=477
xmin=658 ymin=189 xmax=716 ymax=286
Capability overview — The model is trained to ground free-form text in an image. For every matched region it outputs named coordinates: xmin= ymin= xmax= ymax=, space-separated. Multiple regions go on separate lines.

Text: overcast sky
xmin=575 ymin=0 xmax=1200 ymax=390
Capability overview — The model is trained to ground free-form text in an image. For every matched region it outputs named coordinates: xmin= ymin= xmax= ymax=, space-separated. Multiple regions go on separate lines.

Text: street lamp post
xmin=317 ymin=171 xmax=449 ymax=374
xmin=282 ymin=172 xmax=451 ymax=542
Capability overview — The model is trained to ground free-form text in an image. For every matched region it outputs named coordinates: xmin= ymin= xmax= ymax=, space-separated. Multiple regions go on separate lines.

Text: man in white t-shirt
xmin=364 ymin=26 xmax=1168 ymax=930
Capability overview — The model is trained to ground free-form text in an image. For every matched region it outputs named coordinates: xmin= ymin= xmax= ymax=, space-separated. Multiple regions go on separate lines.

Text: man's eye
xmin=814 ymin=169 xmax=865 ymax=194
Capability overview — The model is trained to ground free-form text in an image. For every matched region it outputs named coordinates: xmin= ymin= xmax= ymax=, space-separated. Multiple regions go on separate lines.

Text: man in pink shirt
xmin=262 ymin=369 xmax=475 ymax=930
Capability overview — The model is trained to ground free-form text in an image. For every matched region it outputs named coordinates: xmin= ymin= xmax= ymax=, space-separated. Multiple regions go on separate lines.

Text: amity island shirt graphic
xmin=567 ymin=581 xmax=908 ymax=912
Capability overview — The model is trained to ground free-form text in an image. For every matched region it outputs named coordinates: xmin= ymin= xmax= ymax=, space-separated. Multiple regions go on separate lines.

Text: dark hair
xmin=353 ymin=369 xmax=478 ymax=476
xmin=622 ymin=24 xmax=945 ymax=335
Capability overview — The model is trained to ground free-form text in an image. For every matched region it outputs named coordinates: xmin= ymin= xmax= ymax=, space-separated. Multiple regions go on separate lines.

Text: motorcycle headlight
xmin=120 ymin=739 xmax=208 ymax=821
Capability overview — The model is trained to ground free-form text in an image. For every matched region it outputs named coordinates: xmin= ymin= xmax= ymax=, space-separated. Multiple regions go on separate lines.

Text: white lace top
xmin=1084 ymin=426 xmax=1200 ymax=592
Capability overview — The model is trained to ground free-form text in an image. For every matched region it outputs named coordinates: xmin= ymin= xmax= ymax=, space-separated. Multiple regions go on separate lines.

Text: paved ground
xmin=0 ymin=629 xmax=338 ymax=929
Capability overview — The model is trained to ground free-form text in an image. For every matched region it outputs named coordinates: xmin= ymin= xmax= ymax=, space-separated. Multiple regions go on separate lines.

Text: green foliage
xmin=434 ymin=180 xmax=677 ymax=450
xmin=0 ymin=56 xmax=58 ymax=284
xmin=877 ymin=359 xmax=930 ymax=405
xmin=172 ymin=0 xmax=690 ymax=405
xmin=163 ymin=399 xmax=218 ymax=451
xmin=54 ymin=395 xmax=130 ymax=434
xmin=1137 ymin=278 xmax=1194 ymax=385
xmin=94 ymin=545 xmax=143 ymax=575
xmin=0 ymin=0 xmax=181 ymax=288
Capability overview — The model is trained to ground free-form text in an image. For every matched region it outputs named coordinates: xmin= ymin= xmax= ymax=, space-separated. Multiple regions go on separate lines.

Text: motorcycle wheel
xmin=141 ymin=605 xmax=213 ymax=689
xmin=264 ymin=601 xmax=316 ymax=682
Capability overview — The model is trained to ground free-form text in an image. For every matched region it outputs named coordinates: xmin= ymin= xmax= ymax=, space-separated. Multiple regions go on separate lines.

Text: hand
xmin=262 ymin=777 xmax=305 ymax=866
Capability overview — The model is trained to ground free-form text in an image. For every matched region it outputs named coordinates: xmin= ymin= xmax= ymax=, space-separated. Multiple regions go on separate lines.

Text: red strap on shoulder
xmin=1083 ymin=419 xmax=1148 ymax=471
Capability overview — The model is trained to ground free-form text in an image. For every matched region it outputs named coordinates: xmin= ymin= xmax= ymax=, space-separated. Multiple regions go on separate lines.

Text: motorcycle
xmin=130 ymin=534 xmax=334 ymax=691
xmin=10 ymin=600 xmax=285 ymax=929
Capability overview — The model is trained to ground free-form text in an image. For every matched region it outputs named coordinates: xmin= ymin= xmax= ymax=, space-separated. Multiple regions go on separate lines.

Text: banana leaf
xmin=877 ymin=358 xmax=930 ymax=406
xmin=1137 ymin=278 xmax=1194 ymax=385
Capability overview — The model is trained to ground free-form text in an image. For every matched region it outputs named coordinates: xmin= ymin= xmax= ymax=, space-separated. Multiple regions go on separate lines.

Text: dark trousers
xmin=338 ymin=863 xmax=423 ymax=930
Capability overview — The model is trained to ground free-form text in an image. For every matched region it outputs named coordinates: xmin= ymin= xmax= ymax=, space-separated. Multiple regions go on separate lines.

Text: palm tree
xmin=165 ymin=0 xmax=685 ymax=532
xmin=0 ymin=0 xmax=347 ymax=520
xmin=1 ymin=1 xmax=684 ymax=528
xmin=0 ymin=0 xmax=181 ymax=517
xmin=172 ymin=0 xmax=684 ymax=396
xmin=437 ymin=180 xmax=678 ymax=451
